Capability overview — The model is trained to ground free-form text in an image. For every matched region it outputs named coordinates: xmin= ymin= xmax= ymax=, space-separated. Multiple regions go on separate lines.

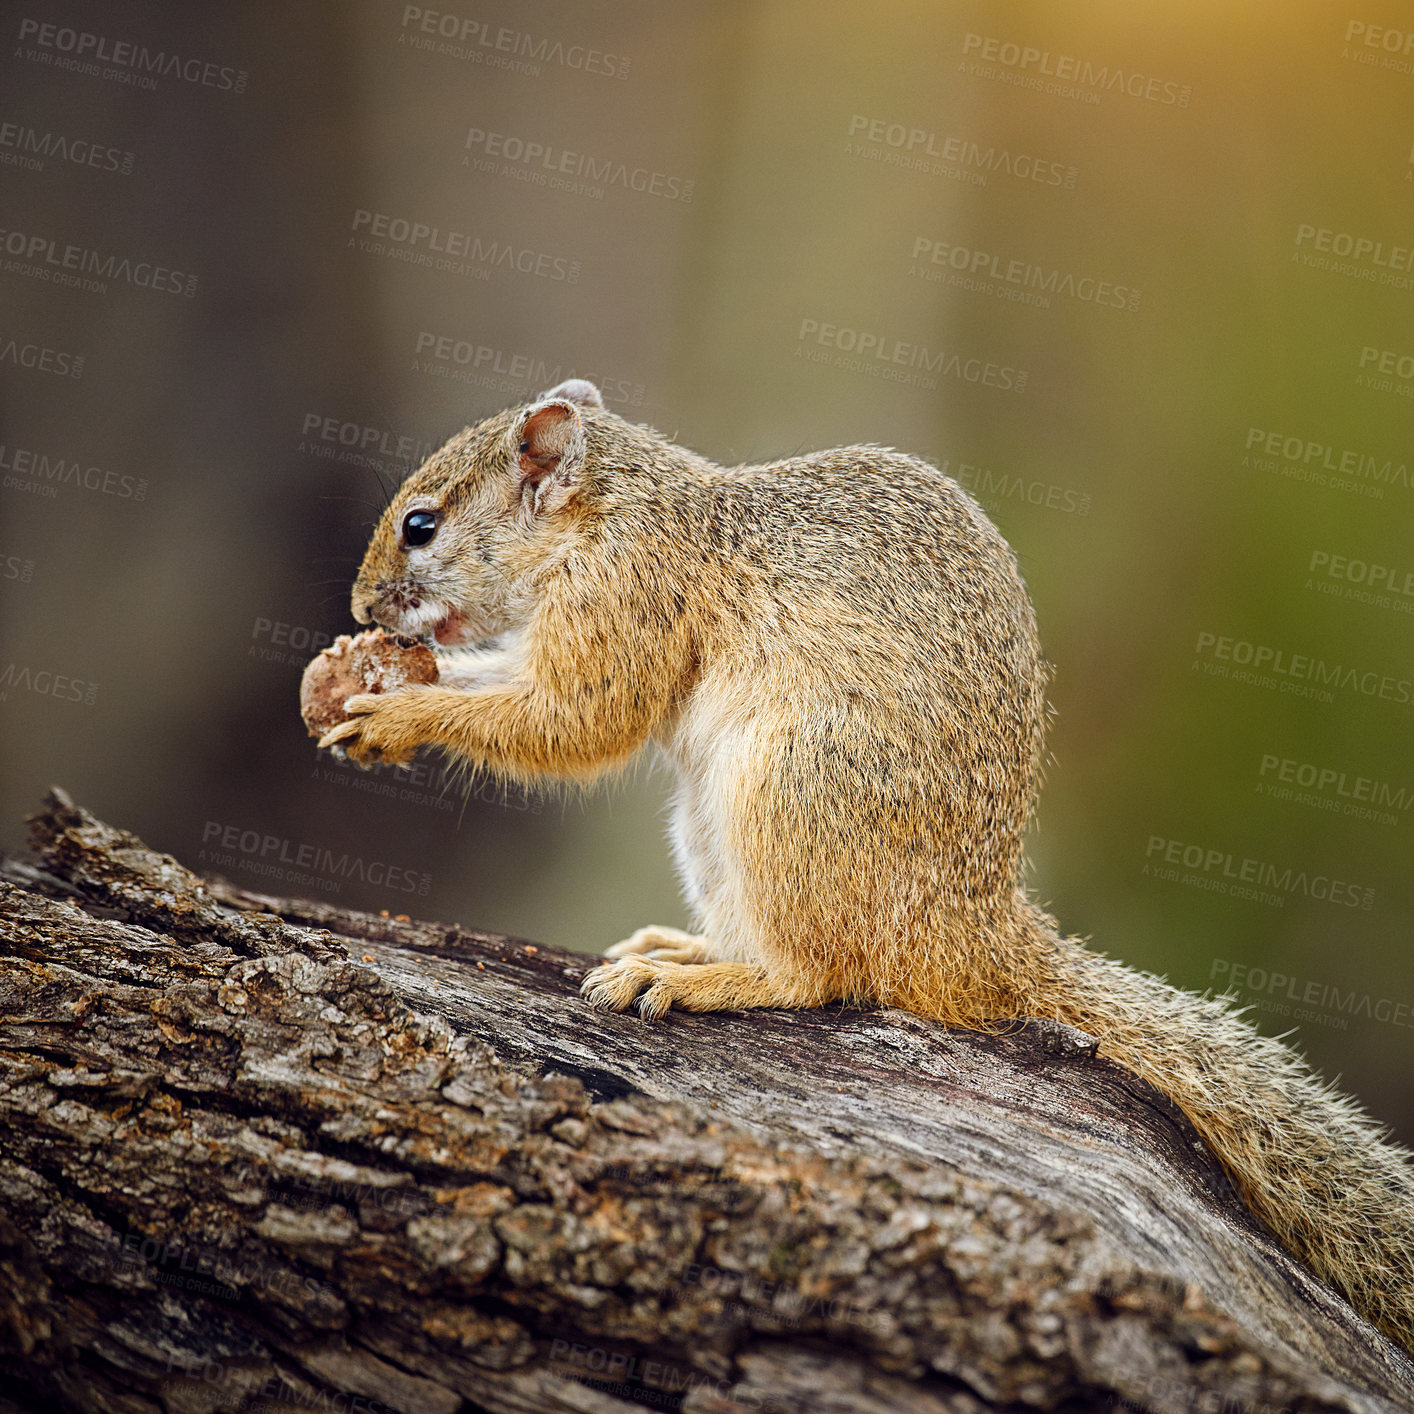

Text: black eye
xmin=402 ymin=510 xmax=438 ymax=548
xmin=519 ymin=440 xmax=530 ymax=454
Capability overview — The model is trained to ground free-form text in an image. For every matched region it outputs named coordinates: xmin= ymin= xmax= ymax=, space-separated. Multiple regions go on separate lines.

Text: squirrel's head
xmin=351 ymin=379 xmax=605 ymax=647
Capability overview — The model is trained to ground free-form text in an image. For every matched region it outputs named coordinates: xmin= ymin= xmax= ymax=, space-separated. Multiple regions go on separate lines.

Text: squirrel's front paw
xmin=317 ymin=689 xmax=428 ymax=767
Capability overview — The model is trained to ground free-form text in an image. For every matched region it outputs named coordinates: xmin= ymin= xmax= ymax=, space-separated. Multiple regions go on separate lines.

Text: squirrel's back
xmin=672 ymin=446 xmax=1039 ymax=661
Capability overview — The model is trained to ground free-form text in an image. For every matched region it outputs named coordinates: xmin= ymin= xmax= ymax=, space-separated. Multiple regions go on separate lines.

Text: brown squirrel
xmin=320 ymin=379 xmax=1414 ymax=1354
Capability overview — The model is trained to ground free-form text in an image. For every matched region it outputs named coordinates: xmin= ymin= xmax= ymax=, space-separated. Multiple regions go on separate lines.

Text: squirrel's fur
xmin=323 ymin=381 xmax=1414 ymax=1353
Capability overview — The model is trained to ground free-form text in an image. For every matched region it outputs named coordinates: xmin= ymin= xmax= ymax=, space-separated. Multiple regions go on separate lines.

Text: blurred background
xmin=3 ymin=3 xmax=1412 ymax=1132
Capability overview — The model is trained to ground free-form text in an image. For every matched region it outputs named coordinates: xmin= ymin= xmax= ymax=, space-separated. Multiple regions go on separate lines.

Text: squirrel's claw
xmin=316 ymin=718 xmax=362 ymax=752
xmin=317 ymin=692 xmax=418 ymax=767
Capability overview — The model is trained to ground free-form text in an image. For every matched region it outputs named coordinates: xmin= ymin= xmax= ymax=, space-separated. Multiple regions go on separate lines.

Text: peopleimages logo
xmin=0 ymin=226 xmax=197 ymax=296
xmin=0 ymin=441 xmax=148 ymax=500
xmin=0 ymin=119 xmax=135 ymax=174
xmin=1242 ymin=425 xmax=1411 ymax=499
xmin=796 ymin=318 xmax=1027 ymax=393
xmin=844 ymin=115 xmax=1077 ymax=189
xmin=464 ymin=127 xmax=693 ymax=202
xmin=909 ymin=236 xmax=1140 ymax=312
xmin=0 ymin=335 xmax=83 ymax=379
xmin=1257 ymin=753 xmax=1409 ymax=826
xmin=411 ymin=332 xmax=647 ymax=407
xmin=1292 ymin=223 xmax=1414 ymax=289
xmin=1341 ymin=20 xmax=1414 ymax=74
xmin=1211 ymin=957 xmax=1414 ymax=1034
xmin=1307 ymin=549 xmax=1414 ymax=614
xmin=198 ymin=822 xmax=432 ymax=897
xmin=1356 ymin=345 xmax=1414 ymax=401
xmin=0 ymin=662 xmax=97 ymax=706
xmin=248 ymin=616 xmax=333 ymax=671
xmin=943 ymin=456 xmax=1092 ymax=517
xmin=1144 ymin=835 xmax=1375 ymax=910
xmin=1192 ymin=630 xmax=1413 ymax=707
xmin=397 ymin=7 xmax=630 ymax=79
xmin=298 ymin=413 xmax=436 ymax=470
xmin=959 ymin=32 xmax=1192 ymax=107
xmin=15 ymin=18 xmax=248 ymax=92
xmin=1359 ymin=346 xmax=1414 ymax=380
xmin=348 ymin=209 xmax=580 ymax=282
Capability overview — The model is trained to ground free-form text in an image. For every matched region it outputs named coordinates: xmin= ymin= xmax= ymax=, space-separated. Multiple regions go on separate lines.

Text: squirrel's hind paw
xmin=579 ymin=957 xmax=793 ymax=1020
xmin=606 ymin=925 xmax=715 ymax=965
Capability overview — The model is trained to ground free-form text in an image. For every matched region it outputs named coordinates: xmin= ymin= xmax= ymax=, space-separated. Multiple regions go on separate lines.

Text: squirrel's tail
xmin=1017 ymin=904 xmax=1414 ymax=1353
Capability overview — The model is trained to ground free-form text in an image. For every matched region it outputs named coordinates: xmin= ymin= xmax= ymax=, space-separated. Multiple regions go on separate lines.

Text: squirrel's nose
xmin=350 ymin=584 xmax=374 ymax=625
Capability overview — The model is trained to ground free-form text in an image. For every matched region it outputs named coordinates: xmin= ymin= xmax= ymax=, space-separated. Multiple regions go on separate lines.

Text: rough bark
xmin=0 ymin=790 xmax=1411 ymax=1414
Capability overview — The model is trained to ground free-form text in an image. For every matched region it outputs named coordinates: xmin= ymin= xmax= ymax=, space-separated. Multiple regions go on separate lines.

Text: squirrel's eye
xmin=519 ymin=440 xmax=530 ymax=454
xmin=402 ymin=509 xmax=438 ymax=548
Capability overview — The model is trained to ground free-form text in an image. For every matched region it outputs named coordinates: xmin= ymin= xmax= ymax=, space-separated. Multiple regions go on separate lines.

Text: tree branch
xmin=1 ymin=789 xmax=1410 ymax=1413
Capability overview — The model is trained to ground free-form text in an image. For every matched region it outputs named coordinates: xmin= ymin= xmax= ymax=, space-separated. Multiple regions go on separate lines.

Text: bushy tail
xmin=1021 ymin=910 xmax=1414 ymax=1353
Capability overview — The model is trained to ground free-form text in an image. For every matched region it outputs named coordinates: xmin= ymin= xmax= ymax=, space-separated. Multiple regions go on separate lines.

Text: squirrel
xmin=320 ymin=378 xmax=1414 ymax=1355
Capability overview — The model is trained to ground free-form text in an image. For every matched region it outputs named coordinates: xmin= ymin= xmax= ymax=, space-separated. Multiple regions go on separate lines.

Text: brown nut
xmin=300 ymin=629 xmax=439 ymax=740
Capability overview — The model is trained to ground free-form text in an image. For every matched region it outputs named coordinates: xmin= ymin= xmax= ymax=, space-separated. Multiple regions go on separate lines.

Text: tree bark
xmin=0 ymin=789 xmax=1411 ymax=1414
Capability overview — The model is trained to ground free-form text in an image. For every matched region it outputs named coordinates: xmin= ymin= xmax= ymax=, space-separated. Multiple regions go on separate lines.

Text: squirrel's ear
xmin=539 ymin=378 xmax=603 ymax=409
xmin=513 ymin=398 xmax=587 ymax=514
